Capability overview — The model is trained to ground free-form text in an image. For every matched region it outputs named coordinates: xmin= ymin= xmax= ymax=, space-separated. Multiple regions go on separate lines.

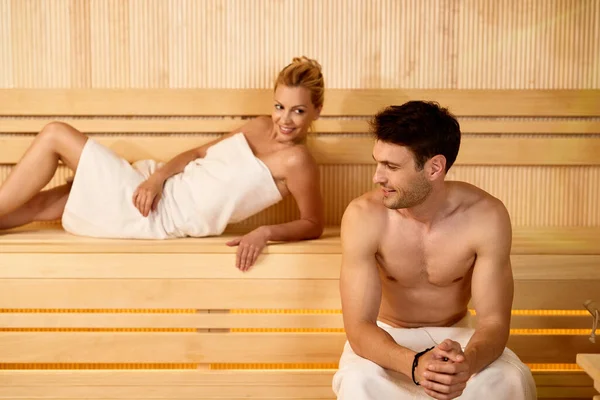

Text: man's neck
xmin=397 ymin=183 xmax=449 ymax=228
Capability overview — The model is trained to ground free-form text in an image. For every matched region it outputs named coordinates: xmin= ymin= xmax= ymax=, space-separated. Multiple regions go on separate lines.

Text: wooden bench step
xmin=0 ymin=331 xmax=597 ymax=365
xmin=2 ymin=225 xmax=598 ymax=397
xmin=2 ymin=226 xmax=600 ymax=255
xmin=0 ymin=369 xmax=595 ymax=399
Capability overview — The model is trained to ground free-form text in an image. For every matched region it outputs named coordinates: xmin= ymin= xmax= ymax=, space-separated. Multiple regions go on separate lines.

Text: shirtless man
xmin=332 ymin=101 xmax=536 ymax=399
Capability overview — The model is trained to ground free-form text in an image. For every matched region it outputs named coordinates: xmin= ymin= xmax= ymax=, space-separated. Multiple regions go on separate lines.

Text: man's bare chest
xmin=375 ymin=234 xmax=476 ymax=287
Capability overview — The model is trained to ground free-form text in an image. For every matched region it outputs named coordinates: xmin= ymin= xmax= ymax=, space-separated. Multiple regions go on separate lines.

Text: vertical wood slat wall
xmin=0 ymin=0 xmax=599 ymax=228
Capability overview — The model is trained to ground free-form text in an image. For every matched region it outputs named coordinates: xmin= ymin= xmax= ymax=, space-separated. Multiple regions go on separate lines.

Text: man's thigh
xmin=460 ymin=348 xmax=537 ymax=400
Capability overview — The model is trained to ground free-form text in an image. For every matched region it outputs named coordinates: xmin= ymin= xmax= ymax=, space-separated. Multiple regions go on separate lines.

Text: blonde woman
xmin=0 ymin=57 xmax=326 ymax=270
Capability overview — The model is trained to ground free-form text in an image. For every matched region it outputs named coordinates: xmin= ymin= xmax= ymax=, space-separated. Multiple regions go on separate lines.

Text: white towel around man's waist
xmin=62 ymin=133 xmax=283 ymax=239
xmin=332 ymin=315 xmax=537 ymax=399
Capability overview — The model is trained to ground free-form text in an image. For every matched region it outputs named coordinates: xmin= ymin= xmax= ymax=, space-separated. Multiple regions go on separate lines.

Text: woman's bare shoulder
xmin=243 ymin=116 xmax=273 ymax=135
xmin=282 ymin=144 xmax=318 ymax=171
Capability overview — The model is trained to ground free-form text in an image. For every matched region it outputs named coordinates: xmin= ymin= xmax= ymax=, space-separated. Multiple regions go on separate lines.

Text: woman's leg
xmin=0 ymin=122 xmax=87 ymax=217
xmin=0 ymin=184 xmax=70 ymax=230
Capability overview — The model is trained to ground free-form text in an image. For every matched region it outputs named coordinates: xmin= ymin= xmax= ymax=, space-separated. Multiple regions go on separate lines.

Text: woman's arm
xmin=147 ymin=117 xmax=269 ymax=184
xmin=133 ymin=135 xmax=232 ymax=216
xmin=262 ymin=150 xmax=324 ymax=241
xmin=133 ymin=118 xmax=263 ymax=216
xmin=147 ymin=148 xmax=203 ymax=185
xmin=227 ymin=148 xmax=324 ymax=270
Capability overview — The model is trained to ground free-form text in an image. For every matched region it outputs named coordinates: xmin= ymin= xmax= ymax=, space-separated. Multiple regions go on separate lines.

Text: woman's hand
xmin=226 ymin=227 xmax=270 ymax=271
xmin=132 ymin=177 xmax=164 ymax=217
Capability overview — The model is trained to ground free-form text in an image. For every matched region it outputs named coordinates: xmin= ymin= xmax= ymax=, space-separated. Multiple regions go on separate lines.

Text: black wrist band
xmin=412 ymin=346 xmax=434 ymax=385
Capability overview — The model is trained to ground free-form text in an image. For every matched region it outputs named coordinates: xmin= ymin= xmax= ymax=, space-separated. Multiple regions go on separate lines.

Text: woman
xmin=0 ymin=57 xmax=325 ymax=270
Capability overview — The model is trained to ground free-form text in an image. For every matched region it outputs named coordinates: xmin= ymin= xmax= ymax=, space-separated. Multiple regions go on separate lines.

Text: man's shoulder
xmin=451 ymin=181 xmax=509 ymax=219
xmin=342 ymin=191 xmax=387 ymax=234
xmin=341 ymin=191 xmax=385 ymax=250
xmin=450 ymin=182 xmax=512 ymax=244
xmin=345 ymin=190 xmax=388 ymax=219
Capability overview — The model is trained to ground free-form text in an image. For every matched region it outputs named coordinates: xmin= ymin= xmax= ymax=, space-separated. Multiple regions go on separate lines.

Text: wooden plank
xmin=0 ymin=370 xmax=336 ymax=399
xmin=2 ymin=135 xmax=600 ymax=165
xmin=508 ymin=335 xmax=600 ymax=364
xmin=0 ymin=253 xmax=342 ymax=279
xmin=0 ymin=313 xmax=345 ymax=329
xmin=0 ymin=279 xmax=597 ymax=310
xmin=0 ymin=370 xmax=335 ymax=386
xmin=509 ymin=315 xmax=593 ymax=330
xmin=1 ymin=253 xmax=598 ymax=280
xmin=0 ymin=118 xmax=367 ymax=134
xmin=0 ymin=395 xmax=333 ymax=399
xmin=0 ymin=312 xmax=592 ymax=330
xmin=510 ymin=255 xmax=600 ymax=280
xmin=2 ymin=118 xmax=600 ymax=134
xmin=0 ymin=385 xmax=335 ymax=398
xmin=510 ymin=228 xmax=600 ymax=255
xmin=460 ymin=119 xmax=600 ymax=134
xmin=534 ymin=370 xmax=594 ymax=387
xmin=0 ymin=279 xmax=343 ymax=309
xmin=0 ymin=226 xmax=462 ymax=254
xmin=1 ymin=227 xmax=598 ymax=255
xmin=0 ymin=371 xmax=592 ymax=399
xmin=0 ymin=332 xmax=346 ymax=363
xmin=310 ymin=136 xmax=600 ymax=166
xmin=0 ymin=226 xmax=344 ymax=254
xmin=0 ymin=370 xmax=335 ymax=399
xmin=0 ymin=332 xmax=594 ymax=364
xmin=537 ymin=387 xmax=600 ymax=398
xmin=454 ymin=137 xmax=600 ymax=166
xmin=0 ymin=395 xmax=339 ymax=399
xmin=513 ymin=280 xmax=600 ymax=309
xmin=577 ymin=354 xmax=600 ymax=388
xmin=321 ymin=90 xmax=600 ymax=117
xmin=0 ymin=89 xmax=275 ymax=117
xmin=1 ymin=89 xmax=599 ymax=116
xmin=0 ymin=369 xmax=587 ymax=386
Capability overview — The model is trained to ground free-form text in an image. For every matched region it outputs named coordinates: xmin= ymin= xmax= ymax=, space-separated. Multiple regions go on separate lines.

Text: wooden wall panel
xmin=0 ymin=0 xmax=598 ymax=90
xmin=0 ymin=1 xmax=12 ymax=88
xmin=456 ymin=0 xmax=600 ymax=89
xmin=0 ymin=1 xmax=598 ymax=227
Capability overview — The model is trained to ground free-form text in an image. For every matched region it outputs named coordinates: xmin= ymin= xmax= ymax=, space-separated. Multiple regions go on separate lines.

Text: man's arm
xmin=464 ymin=199 xmax=514 ymax=376
xmin=339 ymin=199 xmax=416 ymax=378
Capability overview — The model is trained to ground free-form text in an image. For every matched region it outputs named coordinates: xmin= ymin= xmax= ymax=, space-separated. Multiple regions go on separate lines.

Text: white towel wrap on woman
xmin=62 ymin=133 xmax=283 ymax=239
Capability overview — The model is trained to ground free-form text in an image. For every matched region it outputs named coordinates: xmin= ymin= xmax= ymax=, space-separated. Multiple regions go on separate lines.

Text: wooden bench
xmin=1 ymin=89 xmax=600 ymax=399
xmin=577 ymin=353 xmax=600 ymax=397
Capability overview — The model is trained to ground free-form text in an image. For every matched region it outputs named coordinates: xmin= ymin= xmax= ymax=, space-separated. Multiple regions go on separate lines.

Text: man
xmin=332 ymin=101 xmax=536 ymax=399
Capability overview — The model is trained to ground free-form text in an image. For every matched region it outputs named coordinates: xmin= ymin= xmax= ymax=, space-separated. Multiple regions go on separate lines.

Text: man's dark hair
xmin=370 ymin=101 xmax=461 ymax=172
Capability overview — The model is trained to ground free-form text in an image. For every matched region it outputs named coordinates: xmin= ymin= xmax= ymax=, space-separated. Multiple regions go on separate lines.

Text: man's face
xmin=372 ymin=140 xmax=432 ymax=209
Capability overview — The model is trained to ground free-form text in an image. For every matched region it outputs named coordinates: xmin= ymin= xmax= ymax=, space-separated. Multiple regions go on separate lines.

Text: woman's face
xmin=271 ymin=85 xmax=321 ymax=142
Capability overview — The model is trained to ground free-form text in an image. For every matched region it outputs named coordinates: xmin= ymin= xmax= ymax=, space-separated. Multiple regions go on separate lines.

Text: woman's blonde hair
xmin=275 ymin=56 xmax=324 ymax=109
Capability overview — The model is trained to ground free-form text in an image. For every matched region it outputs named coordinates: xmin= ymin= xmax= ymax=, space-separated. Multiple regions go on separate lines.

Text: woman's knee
xmin=38 ymin=122 xmax=83 ymax=148
xmin=38 ymin=122 xmax=87 ymax=168
xmin=39 ymin=121 xmax=71 ymax=138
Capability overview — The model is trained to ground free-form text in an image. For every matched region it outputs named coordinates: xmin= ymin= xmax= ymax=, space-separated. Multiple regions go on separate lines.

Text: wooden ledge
xmin=1 ymin=226 xmax=599 ymax=255
xmin=0 ymin=369 xmax=595 ymax=399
